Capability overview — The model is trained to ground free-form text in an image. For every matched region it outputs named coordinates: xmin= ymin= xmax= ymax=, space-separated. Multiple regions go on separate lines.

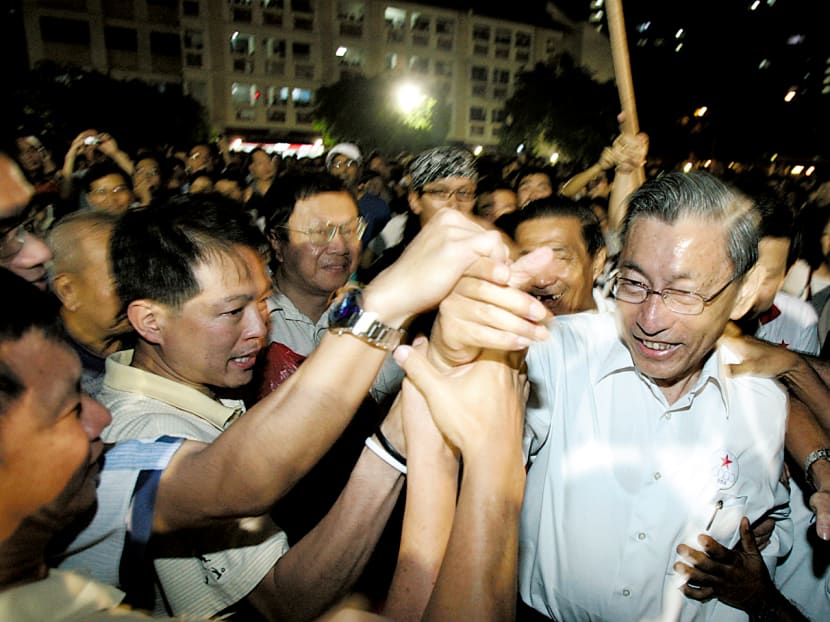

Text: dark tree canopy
xmin=313 ymin=74 xmax=451 ymax=154
xmin=5 ymin=61 xmax=209 ymax=154
xmin=499 ymin=55 xmax=619 ymax=167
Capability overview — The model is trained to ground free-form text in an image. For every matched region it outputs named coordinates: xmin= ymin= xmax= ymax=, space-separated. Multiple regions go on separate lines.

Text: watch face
xmin=329 ymin=289 xmax=362 ymax=327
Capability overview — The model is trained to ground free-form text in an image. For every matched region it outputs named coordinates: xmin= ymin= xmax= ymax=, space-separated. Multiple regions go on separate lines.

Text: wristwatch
xmin=328 ymin=287 xmax=405 ymax=351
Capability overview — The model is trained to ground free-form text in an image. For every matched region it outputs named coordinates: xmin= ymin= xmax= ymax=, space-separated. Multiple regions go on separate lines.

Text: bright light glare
xmin=784 ymin=89 xmax=796 ymax=102
xmin=749 ymin=1 xmax=760 ymax=11
xmin=473 ymin=145 xmax=483 ymax=156
xmin=396 ymin=83 xmax=426 ymax=114
xmin=704 ymin=160 xmax=712 ymax=168
xmin=550 ymin=152 xmax=560 ymax=164
xmin=517 ymin=144 xmax=525 ymax=154
xmin=791 ymin=165 xmax=805 ymax=175
xmin=694 ymin=106 xmax=708 ymax=117
xmin=806 ymin=166 xmax=816 ymax=176
xmin=336 ymin=46 xmax=348 ymax=57
xmin=770 ymin=153 xmax=778 ymax=162
xmin=682 ymin=161 xmax=693 ymax=173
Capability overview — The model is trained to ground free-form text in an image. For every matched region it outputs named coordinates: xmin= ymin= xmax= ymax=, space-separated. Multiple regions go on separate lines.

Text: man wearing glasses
xmin=433 ymin=171 xmax=798 ymax=620
xmin=513 ymin=171 xmax=798 ymax=621
xmin=0 ymin=152 xmax=52 ymax=290
xmin=262 ymin=172 xmax=402 ymax=405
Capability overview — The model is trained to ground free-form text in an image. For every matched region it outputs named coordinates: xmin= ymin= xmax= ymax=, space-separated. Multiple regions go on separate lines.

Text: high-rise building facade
xmin=22 ymin=0 xmax=611 ymax=146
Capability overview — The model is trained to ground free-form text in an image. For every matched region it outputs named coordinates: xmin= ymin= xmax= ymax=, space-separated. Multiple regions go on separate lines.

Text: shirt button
xmin=665 ymin=412 xmax=672 ymax=420
xmin=622 ymin=588 xmax=631 ymax=597
xmin=637 ymin=532 xmax=646 ymax=541
xmin=653 ymin=472 xmax=662 ymax=480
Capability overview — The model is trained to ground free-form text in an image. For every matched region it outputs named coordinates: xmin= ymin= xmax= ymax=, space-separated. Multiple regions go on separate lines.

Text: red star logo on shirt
xmin=721 ymin=455 xmax=733 ymax=468
xmin=780 ymin=340 xmax=789 ymax=349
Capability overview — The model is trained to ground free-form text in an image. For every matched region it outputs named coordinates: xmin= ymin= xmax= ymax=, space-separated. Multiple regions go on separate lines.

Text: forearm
xmin=424 ymin=445 xmax=526 ymax=622
xmin=746 ymin=590 xmax=809 ymax=622
xmin=109 ymin=150 xmax=134 ymax=175
xmin=155 ymin=332 xmax=390 ymax=531
xmin=253 ymin=448 xmax=404 ymax=622
xmin=384 ymin=423 xmax=458 ymax=622
xmin=785 ymin=398 xmax=830 ymax=487
xmin=608 ymin=166 xmax=642 ymax=235
xmin=781 ymin=356 xmax=830 ymax=433
xmin=558 ymin=163 xmax=604 ymax=199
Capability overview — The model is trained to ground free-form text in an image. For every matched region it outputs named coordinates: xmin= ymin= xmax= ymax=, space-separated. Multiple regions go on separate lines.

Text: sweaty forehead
xmin=516 ymin=216 xmax=587 ymax=251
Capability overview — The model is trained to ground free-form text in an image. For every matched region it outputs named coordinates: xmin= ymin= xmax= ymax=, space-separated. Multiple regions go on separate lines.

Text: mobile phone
xmin=84 ymin=136 xmax=100 ymax=146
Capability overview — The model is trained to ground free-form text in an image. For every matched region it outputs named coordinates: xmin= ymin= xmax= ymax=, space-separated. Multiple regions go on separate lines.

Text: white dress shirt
xmin=520 ymin=312 xmax=791 ymax=622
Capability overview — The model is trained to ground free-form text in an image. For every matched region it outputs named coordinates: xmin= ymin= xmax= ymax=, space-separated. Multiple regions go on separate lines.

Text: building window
xmin=231 ymin=82 xmax=259 ymax=107
xmin=410 ymin=13 xmax=430 ymax=32
xmin=470 ymin=125 xmax=485 ymax=136
xmin=434 ymin=60 xmax=452 ymax=77
xmin=436 ymin=36 xmax=453 ymax=51
xmin=291 ymin=0 xmax=312 ymax=12
xmin=492 ymin=109 xmax=506 ymax=123
xmin=147 ymin=0 xmax=178 ymax=23
xmin=294 ymin=16 xmax=314 ymax=30
xmin=493 ymin=87 xmax=508 ymax=99
xmin=292 ymin=42 xmax=311 ymax=59
xmin=184 ymin=30 xmax=204 ymax=50
xmin=493 ymin=69 xmax=510 ymax=84
xmin=182 ymin=0 xmax=199 ymax=16
xmin=269 ymin=86 xmax=290 ymax=106
xmin=292 ymin=87 xmax=313 ymax=107
xmin=472 ymin=24 xmax=490 ymax=42
xmin=229 ymin=32 xmax=255 ymax=55
xmin=384 ymin=7 xmax=406 ymax=29
xmin=266 ymin=38 xmax=286 ymax=57
xmin=435 ymin=17 xmax=454 ymax=35
xmin=471 ymin=66 xmax=487 ymax=82
xmin=494 ymin=46 xmax=509 ymax=59
xmin=185 ymin=52 xmax=203 ymax=67
xmin=494 ymin=28 xmax=511 ymax=46
xmin=267 ymin=108 xmax=287 ymax=123
xmin=105 ymin=26 xmax=138 ymax=51
xmin=409 ymin=56 xmax=429 ymax=74
xmin=472 ymin=84 xmax=487 ymax=97
xmin=39 ymin=16 xmax=90 ymax=44
xmin=515 ymin=31 xmax=531 ymax=48
xmin=233 ymin=58 xmax=254 ymax=73
xmin=469 ymin=106 xmax=487 ymax=122
xmin=228 ymin=0 xmax=252 ymax=22
xmin=150 ymin=31 xmax=181 ymax=57
xmin=515 ymin=49 xmax=530 ymax=62
xmin=473 ymin=43 xmax=488 ymax=56
xmin=263 ymin=0 xmax=283 ymax=7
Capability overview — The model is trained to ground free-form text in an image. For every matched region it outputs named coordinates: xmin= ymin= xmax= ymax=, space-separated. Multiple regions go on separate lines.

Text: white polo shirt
xmin=99 ymin=351 xmax=289 ymax=620
xmin=520 ymin=312 xmax=791 ymax=622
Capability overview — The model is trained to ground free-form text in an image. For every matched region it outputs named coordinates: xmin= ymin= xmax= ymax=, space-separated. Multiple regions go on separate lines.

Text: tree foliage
xmin=313 ymin=74 xmax=451 ymax=153
xmin=499 ymin=55 xmax=619 ymax=167
xmin=6 ymin=61 xmax=209 ymax=153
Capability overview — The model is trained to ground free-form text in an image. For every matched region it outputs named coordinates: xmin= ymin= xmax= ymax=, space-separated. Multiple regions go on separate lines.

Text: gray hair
xmin=621 ymin=171 xmax=759 ymax=278
xmin=408 ymin=146 xmax=478 ymax=192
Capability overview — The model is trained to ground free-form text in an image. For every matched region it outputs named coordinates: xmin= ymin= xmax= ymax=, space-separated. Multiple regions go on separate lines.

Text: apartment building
xmin=22 ymin=0 xmax=612 ymax=148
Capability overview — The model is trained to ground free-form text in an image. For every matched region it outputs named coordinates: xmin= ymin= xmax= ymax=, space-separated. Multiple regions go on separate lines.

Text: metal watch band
xmin=330 ymin=310 xmax=405 ymax=350
xmin=803 ymin=448 xmax=830 ymax=490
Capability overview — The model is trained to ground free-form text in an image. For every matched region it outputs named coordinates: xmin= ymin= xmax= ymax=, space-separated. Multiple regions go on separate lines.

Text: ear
xmin=127 ymin=300 xmax=167 ymax=345
xmin=53 ymin=273 xmax=79 ymax=311
xmin=408 ymin=191 xmax=423 ymax=216
xmin=591 ymin=248 xmax=608 ymax=283
xmin=268 ymin=233 xmax=284 ymax=263
xmin=729 ymin=265 xmax=762 ymax=321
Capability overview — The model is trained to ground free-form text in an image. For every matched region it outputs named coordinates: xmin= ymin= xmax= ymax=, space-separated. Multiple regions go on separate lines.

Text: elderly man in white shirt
xmin=433 ymin=171 xmax=799 ymax=621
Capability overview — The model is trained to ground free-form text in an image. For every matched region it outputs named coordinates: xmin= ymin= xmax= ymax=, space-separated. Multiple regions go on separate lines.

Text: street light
xmin=396 ymin=82 xmax=426 ymax=114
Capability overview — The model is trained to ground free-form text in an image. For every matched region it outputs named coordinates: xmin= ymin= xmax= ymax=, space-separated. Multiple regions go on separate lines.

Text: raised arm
xmin=388 ymin=343 xmax=527 ymax=622
xmin=153 ymin=208 xmax=541 ymax=531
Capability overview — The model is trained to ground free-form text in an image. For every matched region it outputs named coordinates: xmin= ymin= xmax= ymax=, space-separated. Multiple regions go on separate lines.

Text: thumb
xmin=394 ymin=342 xmax=444 ymax=400
xmin=509 ymin=247 xmax=554 ymax=290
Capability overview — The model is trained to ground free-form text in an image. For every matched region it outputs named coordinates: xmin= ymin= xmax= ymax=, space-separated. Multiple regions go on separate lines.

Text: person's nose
xmin=80 ymin=394 xmax=112 ymax=440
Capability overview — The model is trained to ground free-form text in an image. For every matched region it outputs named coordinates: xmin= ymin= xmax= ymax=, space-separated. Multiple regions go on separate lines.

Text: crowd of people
xmin=2 ymin=122 xmax=830 ymax=622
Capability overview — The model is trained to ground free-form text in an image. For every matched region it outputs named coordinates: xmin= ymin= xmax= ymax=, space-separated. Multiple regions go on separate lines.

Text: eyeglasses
xmin=611 ymin=274 xmax=736 ymax=316
xmin=0 ymin=214 xmax=39 ymax=262
xmin=135 ymin=167 xmax=160 ymax=177
xmin=90 ymin=185 xmax=130 ymax=198
xmin=331 ymin=159 xmax=358 ymax=170
xmin=282 ymin=217 xmax=367 ymax=247
xmin=421 ymin=187 xmax=476 ymax=203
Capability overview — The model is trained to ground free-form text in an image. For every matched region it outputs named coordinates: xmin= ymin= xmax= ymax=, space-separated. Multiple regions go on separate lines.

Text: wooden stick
xmin=605 ymin=0 xmax=639 ymax=134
